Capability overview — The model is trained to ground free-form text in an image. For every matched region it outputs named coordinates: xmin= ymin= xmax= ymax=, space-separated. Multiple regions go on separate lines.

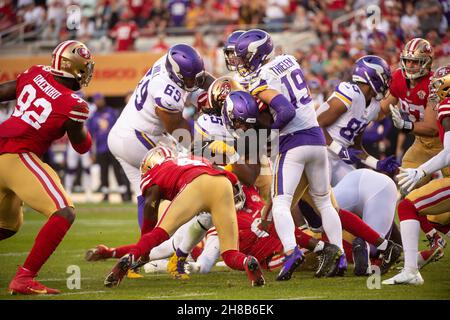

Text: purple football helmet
xmin=222 ymin=91 xmax=259 ymax=134
xmin=352 ymin=55 xmax=392 ymax=101
xmin=166 ymin=44 xmax=206 ymax=92
xmin=223 ymin=30 xmax=245 ymax=71
xmin=234 ymin=29 xmax=274 ymax=77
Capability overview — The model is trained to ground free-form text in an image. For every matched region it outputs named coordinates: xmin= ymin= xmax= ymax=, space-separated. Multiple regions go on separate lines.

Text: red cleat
xmin=8 ymin=266 xmax=60 ymax=295
xmin=244 ymin=256 xmax=265 ymax=287
xmin=85 ymin=244 xmax=113 ymax=261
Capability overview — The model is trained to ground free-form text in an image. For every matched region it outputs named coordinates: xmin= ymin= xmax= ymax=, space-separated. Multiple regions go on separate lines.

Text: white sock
xmin=313 ymin=240 xmax=325 ymax=253
xmin=272 ymin=196 xmax=297 ymax=253
xmin=400 ymin=219 xmax=420 ymax=271
xmin=149 ymin=238 xmax=177 ymax=261
xmin=178 ymin=213 xmax=211 ymax=254
xmin=377 ymin=240 xmax=388 ymax=251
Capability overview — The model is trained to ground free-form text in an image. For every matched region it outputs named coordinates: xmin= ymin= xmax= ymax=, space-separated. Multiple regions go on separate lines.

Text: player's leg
xmin=304 ymin=146 xmax=344 ymax=254
xmin=167 ymin=212 xmax=212 ymax=279
xmin=383 ymin=178 xmax=450 ymax=285
xmin=271 ymin=146 xmax=308 ymax=281
xmin=4 ymin=153 xmax=75 ymax=294
xmin=108 ymin=128 xmax=157 ymax=230
xmin=359 ymin=170 xmax=397 ymax=239
xmin=205 ymin=176 xmax=264 ymax=286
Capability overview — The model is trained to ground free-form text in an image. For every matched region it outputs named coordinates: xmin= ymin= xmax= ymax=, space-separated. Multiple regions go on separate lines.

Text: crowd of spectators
xmin=2 ymin=0 xmax=450 ymax=184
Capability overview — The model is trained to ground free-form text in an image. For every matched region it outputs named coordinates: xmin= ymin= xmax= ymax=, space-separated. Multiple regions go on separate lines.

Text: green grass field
xmin=0 ymin=203 xmax=449 ymax=300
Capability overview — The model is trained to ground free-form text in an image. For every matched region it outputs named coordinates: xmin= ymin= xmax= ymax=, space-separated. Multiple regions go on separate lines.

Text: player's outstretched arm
xmin=65 ymin=119 xmax=92 ymax=154
xmin=143 ymin=185 xmax=161 ymax=226
xmin=0 ymin=80 xmax=16 ymax=104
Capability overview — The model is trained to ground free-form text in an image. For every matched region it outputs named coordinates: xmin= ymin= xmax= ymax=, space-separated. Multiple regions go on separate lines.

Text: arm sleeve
xmin=269 ymin=94 xmax=296 ymax=130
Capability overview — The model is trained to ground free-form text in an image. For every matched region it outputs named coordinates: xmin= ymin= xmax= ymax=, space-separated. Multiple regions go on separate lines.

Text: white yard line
xmin=145 ymin=293 xmax=215 ymax=299
xmin=37 ymin=290 xmax=107 ymax=297
xmin=276 ymin=296 xmax=325 ymax=300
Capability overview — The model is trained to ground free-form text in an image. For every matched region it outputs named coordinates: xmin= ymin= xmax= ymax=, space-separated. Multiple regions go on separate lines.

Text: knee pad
xmin=397 ymin=199 xmax=419 ymax=221
xmin=197 ymin=212 xmax=213 ymax=230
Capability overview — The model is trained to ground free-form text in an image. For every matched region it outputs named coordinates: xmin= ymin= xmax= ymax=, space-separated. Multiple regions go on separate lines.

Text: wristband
xmin=329 ymin=140 xmax=343 ymax=155
xmin=361 ymin=155 xmax=378 ymax=169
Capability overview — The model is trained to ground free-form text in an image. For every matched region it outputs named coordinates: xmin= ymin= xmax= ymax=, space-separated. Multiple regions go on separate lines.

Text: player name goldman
xmin=33 ymin=74 xmax=62 ymax=100
xmin=177 ymin=304 xmax=211 ymax=318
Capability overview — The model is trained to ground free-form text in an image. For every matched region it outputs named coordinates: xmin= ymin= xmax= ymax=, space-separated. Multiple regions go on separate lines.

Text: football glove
xmin=376 ymin=155 xmax=400 ymax=174
xmin=396 ymin=167 xmax=426 ymax=194
xmin=390 ymin=104 xmax=413 ymax=132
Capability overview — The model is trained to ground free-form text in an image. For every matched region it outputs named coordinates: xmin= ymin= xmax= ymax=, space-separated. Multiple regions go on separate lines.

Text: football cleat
xmin=327 ymin=253 xmax=348 ymax=277
xmin=9 ymin=266 xmax=60 ymax=295
xmin=379 ymin=241 xmax=403 ymax=275
xmin=104 ymin=254 xmax=135 ymax=287
xmin=352 ymin=237 xmax=370 ymax=276
xmin=426 ymin=232 xmax=446 ymax=252
xmin=167 ymin=253 xmax=189 ymax=280
xmin=85 ymin=244 xmax=113 ymax=261
xmin=276 ymin=246 xmax=304 ymax=281
xmin=315 ymin=243 xmax=342 ymax=278
xmin=382 ymin=268 xmax=424 ymax=285
xmin=244 ymin=256 xmax=265 ymax=287
xmin=418 ymin=233 xmax=446 ymax=269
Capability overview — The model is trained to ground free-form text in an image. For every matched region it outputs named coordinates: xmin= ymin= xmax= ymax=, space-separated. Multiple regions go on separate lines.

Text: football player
xmin=0 ymin=40 xmax=94 ymax=294
xmin=232 ymin=29 xmax=344 ymax=281
xmin=383 ymin=65 xmax=450 ymax=285
xmin=103 ymin=146 xmax=265 ymax=287
xmin=380 ymin=38 xmax=447 ymax=258
xmin=107 ymin=44 xmax=214 ymax=233
xmin=316 ymin=55 xmax=399 ymax=187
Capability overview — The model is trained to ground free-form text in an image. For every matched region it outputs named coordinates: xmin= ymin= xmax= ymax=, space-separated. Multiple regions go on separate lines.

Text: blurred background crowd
xmin=1 ymin=0 xmax=449 ymax=202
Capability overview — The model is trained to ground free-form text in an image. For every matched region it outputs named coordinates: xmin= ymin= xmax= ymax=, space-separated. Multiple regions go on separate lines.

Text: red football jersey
xmin=437 ymin=97 xmax=450 ymax=143
xmin=237 ymin=211 xmax=282 ymax=267
xmin=140 ymin=157 xmax=238 ymax=200
xmin=0 ymin=65 xmax=89 ymax=157
xmin=389 ymin=69 xmax=433 ymax=123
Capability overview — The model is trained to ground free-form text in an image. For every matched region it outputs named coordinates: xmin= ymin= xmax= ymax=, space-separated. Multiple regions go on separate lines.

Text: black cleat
xmin=380 ymin=240 xmax=402 ymax=275
xmin=315 ymin=243 xmax=342 ymax=278
xmin=352 ymin=237 xmax=370 ymax=276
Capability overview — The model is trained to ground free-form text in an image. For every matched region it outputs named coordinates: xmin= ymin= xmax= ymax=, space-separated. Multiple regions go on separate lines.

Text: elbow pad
xmin=72 ymin=132 xmax=92 ymax=154
xmin=269 ymin=94 xmax=296 ymax=130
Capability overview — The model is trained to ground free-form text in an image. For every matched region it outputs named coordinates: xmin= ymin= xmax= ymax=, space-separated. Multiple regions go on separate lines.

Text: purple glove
xmin=339 ymin=147 xmax=363 ymax=165
xmin=376 ymin=155 xmax=400 ymax=174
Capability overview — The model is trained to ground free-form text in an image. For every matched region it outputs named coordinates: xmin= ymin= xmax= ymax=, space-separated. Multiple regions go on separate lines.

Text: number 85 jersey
xmin=318 ymin=81 xmax=381 ymax=148
xmin=113 ymin=55 xmax=190 ymax=137
xmin=0 ymin=65 xmax=89 ymax=157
